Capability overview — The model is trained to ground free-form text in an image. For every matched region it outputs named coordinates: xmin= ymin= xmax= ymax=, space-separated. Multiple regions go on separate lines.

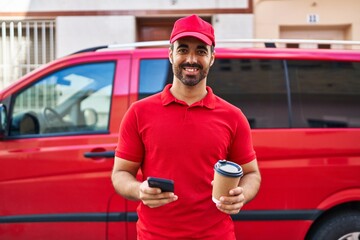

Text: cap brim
xmin=170 ymin=32 xmax=213 ymax=46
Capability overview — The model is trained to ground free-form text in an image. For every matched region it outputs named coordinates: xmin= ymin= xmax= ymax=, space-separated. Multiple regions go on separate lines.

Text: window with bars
xmin=0 ymin=20 xmax=56 ymax=89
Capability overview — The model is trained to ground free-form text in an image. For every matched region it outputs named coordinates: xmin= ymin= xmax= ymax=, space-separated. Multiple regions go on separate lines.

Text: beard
xmin=173 ymin=62 xmax=209 ymax=86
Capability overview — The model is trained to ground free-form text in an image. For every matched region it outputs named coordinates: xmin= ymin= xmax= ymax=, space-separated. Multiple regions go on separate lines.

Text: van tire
xmin=307 ymin=210 xmax=360 ymax=240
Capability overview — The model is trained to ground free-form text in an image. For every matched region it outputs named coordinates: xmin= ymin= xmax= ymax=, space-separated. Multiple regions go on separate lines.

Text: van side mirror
xmin=0 ymin=104 xmax=7 ymax=138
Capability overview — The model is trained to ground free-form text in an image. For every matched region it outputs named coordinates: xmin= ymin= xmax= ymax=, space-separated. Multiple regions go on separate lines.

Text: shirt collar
xmin=161 ymin=84 xmax=216 ymax=109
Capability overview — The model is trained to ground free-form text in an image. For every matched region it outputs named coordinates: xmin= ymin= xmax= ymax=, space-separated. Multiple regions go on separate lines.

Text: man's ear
xmin=210 ymin=53 xmax=215 ymax=66
xmin=169 ymin=49 xmax=173 ymax=64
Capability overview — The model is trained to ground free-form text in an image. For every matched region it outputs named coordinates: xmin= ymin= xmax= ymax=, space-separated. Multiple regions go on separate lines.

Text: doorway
xmin=280 ymin=25 xmax=350 ymax=49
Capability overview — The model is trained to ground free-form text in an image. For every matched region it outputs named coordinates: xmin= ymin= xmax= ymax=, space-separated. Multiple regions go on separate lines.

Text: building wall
xmin=0 ymin=0 xmax=249 ymax=12
xmin=254 ymin=0 xmax=360 ymax=42
xmin=56 ymin=13 xmax=254 ymax=57
xmin=56 ymin=16 xmax=136 ymax=57
xmin=214 ymin=14 xmax=254 ymax=48
xmin=1 ymin=0 xmax=360 ymax=88
xmin=0 ymin=0 xmax=253 ymax=89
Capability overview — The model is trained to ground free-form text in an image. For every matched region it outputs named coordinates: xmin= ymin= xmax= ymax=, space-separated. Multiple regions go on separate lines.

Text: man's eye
xmin=178 ymin=49 xmax=188 ymax=54
xmin=198 ymin=50 xmax=207 ymax=55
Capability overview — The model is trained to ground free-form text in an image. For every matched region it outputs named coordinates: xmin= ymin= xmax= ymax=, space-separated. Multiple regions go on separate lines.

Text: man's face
xmin=169 ymin=37 xmax=215 ymax=87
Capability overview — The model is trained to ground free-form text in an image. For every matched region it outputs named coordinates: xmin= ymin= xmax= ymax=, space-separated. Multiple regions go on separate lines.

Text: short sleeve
xmin=115 ymin=104 xmax=144 ymax=162
xmin=228 ymin=110 xmax=256 ymax=164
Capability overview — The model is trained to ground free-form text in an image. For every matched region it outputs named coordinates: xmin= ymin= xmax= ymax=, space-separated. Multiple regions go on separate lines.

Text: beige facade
xmin=254 ymin=0 xmax=360 ymax=48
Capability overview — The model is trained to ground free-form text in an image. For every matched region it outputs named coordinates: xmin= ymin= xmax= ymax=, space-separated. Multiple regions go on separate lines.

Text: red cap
xmin=170 ymin=15 xmax=215 ymax=46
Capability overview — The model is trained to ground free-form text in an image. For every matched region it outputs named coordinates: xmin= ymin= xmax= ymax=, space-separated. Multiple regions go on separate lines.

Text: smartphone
xmin=147 ymin=177 xmax=174 ymax=192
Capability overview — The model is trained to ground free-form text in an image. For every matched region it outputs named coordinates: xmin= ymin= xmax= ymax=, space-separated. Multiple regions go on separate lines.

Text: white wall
xmin=0 ymin=0 xmax=248 ymax=11
xmin=1 ymin=0 xmax=253 ymax=57
xmin=0 ymin=0 xmax=253 ymax=87
xmin=56 ymin=14 xmax=254 ymax=57
xmin=56 ymin=16 xmax=136 ymax=57
xmin=214 ymin=14 xmax=254 ymax=48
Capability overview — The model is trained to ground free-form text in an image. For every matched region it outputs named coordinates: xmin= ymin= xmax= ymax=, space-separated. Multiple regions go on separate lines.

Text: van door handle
xmin=84 ymin=151 xmax=115 ymax=158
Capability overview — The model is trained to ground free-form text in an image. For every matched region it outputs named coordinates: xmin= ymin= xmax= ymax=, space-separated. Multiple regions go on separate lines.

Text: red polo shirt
xmin=116 ymin=84 xmax=256 ymax=239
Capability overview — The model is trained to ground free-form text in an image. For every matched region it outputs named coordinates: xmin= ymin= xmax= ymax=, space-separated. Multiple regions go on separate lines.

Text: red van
xmin=0 ymin=41 xmax=359 ymax=240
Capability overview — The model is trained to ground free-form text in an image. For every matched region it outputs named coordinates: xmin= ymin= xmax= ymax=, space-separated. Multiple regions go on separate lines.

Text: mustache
xmin=180 ymin=63 xmax=203 ymax=69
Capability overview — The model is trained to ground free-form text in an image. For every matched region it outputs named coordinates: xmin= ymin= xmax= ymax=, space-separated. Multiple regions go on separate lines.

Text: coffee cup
xmin=212 ymin=160 xmax=243 ymax=204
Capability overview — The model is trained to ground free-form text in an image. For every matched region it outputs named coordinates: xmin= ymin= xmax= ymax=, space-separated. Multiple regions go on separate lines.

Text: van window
xmin=10 ymin=62 xmax=115 ymax=136
xmin=289 ymin=60 xmax=360 ymax=128
xmin=138 ymin=58 xmax=290 ymax=128
xmin=208 ymin=59 xmax=289 ymax=128
xmin=208 ymin=58 xmax=360 ymax=129
xmin=139 ymin=59 xmax=171 ymax=99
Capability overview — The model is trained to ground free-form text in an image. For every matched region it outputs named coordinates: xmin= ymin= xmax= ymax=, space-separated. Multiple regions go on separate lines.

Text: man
xmin=112 ymin=15 xmax=261 ymax=239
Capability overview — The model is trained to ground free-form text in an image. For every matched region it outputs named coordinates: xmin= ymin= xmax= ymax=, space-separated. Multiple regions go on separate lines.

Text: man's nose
xmin=186 ymin=52 xmax=197 ymax=63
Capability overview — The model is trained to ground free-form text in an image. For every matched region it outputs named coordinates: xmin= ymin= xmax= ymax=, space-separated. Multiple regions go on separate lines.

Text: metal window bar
xmin=0 ymin=20 xmax=56 ymax=90
xmin=1 ymin=22 xmax=7 ymax=89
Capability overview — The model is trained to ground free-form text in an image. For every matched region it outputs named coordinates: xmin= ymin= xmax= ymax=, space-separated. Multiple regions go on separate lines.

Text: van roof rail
xmin=73 ymin=38 xmax=360 ymax=54
xmin=217 ymin=38 xmax=360 ymax=46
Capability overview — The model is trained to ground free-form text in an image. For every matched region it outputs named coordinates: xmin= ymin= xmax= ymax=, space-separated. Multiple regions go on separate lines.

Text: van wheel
xmin=308 ymin=210 xmax=360 ymax=240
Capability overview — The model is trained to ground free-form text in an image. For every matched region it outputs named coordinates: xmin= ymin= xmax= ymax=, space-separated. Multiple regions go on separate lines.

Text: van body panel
xmin=0 ymin=46 xmax=359 ymax=239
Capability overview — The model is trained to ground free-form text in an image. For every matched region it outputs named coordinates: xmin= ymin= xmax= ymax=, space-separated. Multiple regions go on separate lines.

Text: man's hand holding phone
xmin=148 ymin=177 xmax=174 ymax=192
xmin=139 ymin=177 xmax=177 ymax=208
